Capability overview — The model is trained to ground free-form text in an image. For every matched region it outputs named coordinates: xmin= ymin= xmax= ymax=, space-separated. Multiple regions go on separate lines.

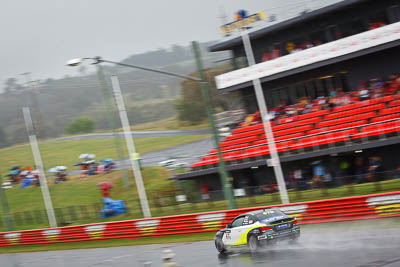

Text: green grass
xmin=0 ymin=134 xmax=210 ymax=171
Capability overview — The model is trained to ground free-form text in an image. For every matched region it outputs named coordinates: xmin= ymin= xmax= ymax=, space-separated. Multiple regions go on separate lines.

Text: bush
xmin=66 ymin=117 xmax=95 ymax=134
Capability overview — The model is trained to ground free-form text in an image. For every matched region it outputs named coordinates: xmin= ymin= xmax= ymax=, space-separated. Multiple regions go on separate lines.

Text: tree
xmin=3 ymin=77 xmax=22 ymax=93
xmin=65 ymin=117 xmax=95 ymax=134
xmin=175 ymin=65 xmax=231 ymax=124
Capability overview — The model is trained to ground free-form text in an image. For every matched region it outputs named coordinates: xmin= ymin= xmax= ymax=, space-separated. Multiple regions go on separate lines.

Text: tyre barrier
xmin=1 ymin=191 xmax=399 ymax=246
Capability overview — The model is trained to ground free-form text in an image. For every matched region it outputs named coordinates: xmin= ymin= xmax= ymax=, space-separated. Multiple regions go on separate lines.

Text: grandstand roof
xmin=209 ymin=0 xmax=370 ymax=52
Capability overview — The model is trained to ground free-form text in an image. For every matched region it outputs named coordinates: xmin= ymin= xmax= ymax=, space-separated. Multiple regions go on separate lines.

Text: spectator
xmin=366 ymin=156 xmax=383 ymax=182
xmin=323 ymin=168 xmax=334 ymax=187
xmin=354 ymin=157 xmax=366 ymax=184
xmin=293 ymin=167 xmax=304 ymax=190
xmin=329 ymin=88 xmax=338 ymax=97
xmin=393 ymin=165 xmax=400 ymax=179
xmin=358 ymin=85 xmax=370 ymax=101
xmin=312 ymin=161 xmax=325 ymax=188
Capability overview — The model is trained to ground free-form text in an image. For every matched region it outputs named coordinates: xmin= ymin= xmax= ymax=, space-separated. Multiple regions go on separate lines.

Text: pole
xmin=110 ymin=75 xmax=151 ymax=218
xmin=192 ymin=41 xmax=236 ymax=209
xmin=96 ymin=65 xmax=130 ymax=187
xmin=0 ymin=170 xmax=14 ymax=231
xmin=241 ymin=30 xmax=289 ymax=204
xmin=22 ymin=72 xmax=46 ymax=139
xmin=22 ymin=107 xmax=57 ymax=227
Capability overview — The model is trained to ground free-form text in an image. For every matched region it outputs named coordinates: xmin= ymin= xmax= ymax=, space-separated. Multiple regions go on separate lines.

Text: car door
xmin=222 ymin=216 xmax=244 ymax=246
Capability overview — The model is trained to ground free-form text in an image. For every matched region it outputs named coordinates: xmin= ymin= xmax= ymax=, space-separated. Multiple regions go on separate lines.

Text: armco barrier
xmin=1 ymin=191 xmax=400 ymax=246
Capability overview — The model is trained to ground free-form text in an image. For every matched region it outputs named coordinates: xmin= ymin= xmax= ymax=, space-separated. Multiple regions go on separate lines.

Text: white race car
xmin=214 ymin=208 xmax=300 ymax=253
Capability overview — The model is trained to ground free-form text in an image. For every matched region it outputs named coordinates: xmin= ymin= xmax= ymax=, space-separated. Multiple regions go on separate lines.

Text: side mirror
xmin=226 ymin=224 xmax=232 ymax=229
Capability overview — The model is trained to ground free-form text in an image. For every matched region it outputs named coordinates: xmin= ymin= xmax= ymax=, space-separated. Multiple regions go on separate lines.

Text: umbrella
xmin=83 ymin=160 xmax=96 ymax=165
xmin=55 ymin=166 xmax=67 ymax=171
xmin=48 ymin=168 xmax=59 ymax=173
xmin=20 ymin=171 xmax=29 ymax=176
xmin=79 ymin=153 xmax=95 ymax=159
xmin=10 ymin=170 xmax=19 ymax=175
xmin=11 ymin=166 xmax=20 ymax=170
xmin=100 ymin=158 xmax=113 ymax=164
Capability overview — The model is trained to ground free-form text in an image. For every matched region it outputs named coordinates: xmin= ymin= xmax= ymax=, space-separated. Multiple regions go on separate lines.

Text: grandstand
xmin=172 ymin=0 xmax=400 ymax=192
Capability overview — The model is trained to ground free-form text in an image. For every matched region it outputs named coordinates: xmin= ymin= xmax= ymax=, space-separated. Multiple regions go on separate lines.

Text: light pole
xmin=66 ymin=43 xmax=236 ymax=210
xmin=240 ymin=29 xmax=289 ymax=204
xmin=23 ymin=107 xmax=57 ymax=227
xmin=21 ymin=72 xmax=46 ymax=139
xmin=67 ymin=61 xmax=130 ymax=188
xmin=110 ymin=75 xmax=151 ymax=218
xmin=0 ymin=170 xmax=14 ymax=231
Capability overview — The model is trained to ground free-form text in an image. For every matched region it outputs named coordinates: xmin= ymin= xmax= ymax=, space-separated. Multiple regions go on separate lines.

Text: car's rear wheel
xmin=215 ymin=238 xmax=226 ymax=253
xmin=248 ymin=235 xmax=258 ymax=252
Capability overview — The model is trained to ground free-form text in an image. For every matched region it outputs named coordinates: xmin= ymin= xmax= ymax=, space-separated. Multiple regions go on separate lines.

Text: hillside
xmin=0 ymin=41 xmax=230 ymax=147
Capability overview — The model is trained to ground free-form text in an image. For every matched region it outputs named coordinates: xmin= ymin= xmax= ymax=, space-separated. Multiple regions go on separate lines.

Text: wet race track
xmin=1 ymin=221 xmax=400 ymax=267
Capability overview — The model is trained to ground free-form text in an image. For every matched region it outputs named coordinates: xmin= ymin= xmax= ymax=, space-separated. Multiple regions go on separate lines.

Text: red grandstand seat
xmin=238 ymin=145 xmax=269 ymax=159
xmin=371 ymin=114 xmax=400 ymax=123
xmin=380 ymin=106 xmax=400 ymax=116
xmin=225 ymin=128 xmax=264 ymax=141
xmin=223 ymin=151 xmax=241 ymax=161
xmin=220 ymin=136 xmax=258 ymax=147
xmin=317 ymin=112 xmax=376 ymax=128
xmin=332 ymin=101 xmax=368 ymax=113
xmin=308 ymin=128 xmax=324 ymax=135
xmin=273 ymin=124 xmax=313 ymax=137
xmin=325 ymin=103 xmax=385 ymax=121
xmin=352 ymin=121 xmax=400 ymax=139
xmin=273 ymin=117 xmax=321 ymax=132
xmin=382 ymin=95 xmax=395 ymax=103
xmin=389 ymin=100 xmax=400 ymax=107
xmin=296 ymin=109 xmax=330 ymax=121
xmin=274 ymin=132 xmax=303 ymax=141
xmin=221 ymin=143 xmax=248 ymax=152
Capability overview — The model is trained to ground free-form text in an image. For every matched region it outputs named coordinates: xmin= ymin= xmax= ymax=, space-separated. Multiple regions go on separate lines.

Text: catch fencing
xmin=1 ymin=191 xmax=399 ymax=246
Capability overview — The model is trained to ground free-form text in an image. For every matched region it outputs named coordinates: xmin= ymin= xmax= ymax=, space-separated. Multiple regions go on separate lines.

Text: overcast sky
xmin=0 ymin=0 xmax=338 ymax=86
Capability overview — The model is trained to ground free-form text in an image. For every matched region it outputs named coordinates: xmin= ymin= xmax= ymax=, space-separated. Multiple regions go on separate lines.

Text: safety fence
xmin=1 ymin=191 xmax=399 ymax=247
xmin=2 ymin=174 xmax=399 ymax=231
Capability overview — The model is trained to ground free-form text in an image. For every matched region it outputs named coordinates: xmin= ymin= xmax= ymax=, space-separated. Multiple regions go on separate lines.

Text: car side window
xmin=242 ymin=215 xmax=256 ymax=226
xmin=231 ymin=217 xmax=245 ymax=228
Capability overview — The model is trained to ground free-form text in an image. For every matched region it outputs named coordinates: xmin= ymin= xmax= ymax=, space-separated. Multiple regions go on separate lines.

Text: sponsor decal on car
xmin=278 ymin=204 xmax=308 ymax=221
xmin=42 ymin=229 xmax=61 ymax=241
xmin=197 ymin=213 xmax=226 ymax=231
xmin=135 ymin=219 xmax=160 ymax=235
xmin=85 ymin=224 xmax=106 ymax=239
xmin=4 ymin=233 xmax=21 ymax=245
xmin=367 ymin=194 xmax=400 ymax=216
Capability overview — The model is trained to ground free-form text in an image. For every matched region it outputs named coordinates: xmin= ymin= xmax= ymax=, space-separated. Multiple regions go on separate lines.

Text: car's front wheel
xmin=248 ymin=235 xmax=259 ymax=252
xmin=215 ymin=238 xmax=226 ymax=254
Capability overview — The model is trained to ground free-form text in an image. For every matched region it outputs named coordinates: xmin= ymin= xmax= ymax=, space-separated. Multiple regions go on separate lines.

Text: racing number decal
xmin=225 ymin=231 xmax=231 ymax=240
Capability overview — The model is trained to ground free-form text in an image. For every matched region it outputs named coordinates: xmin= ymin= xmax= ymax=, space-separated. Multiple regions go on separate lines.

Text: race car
xmin=214 ymin=208 xmax=300 ymax=253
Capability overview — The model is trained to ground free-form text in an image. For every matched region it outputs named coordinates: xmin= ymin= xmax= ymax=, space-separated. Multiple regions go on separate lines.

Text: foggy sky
xmin=0 ymin=0 xmax=337 ymax=87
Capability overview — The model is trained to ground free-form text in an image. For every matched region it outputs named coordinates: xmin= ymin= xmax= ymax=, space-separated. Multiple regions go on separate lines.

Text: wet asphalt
xmin=1 ymin=221 xmax=400 ymax=267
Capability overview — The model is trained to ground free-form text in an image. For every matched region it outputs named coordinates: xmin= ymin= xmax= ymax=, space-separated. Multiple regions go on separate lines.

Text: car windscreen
xmin=255 ymin=209 xmax=286 ymax=221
